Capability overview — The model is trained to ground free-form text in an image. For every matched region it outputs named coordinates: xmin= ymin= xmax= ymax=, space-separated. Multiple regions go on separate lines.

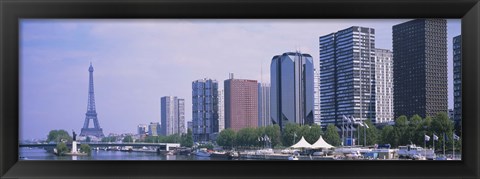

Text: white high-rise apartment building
xmin=374 ymin=48 xmax=394 ymax=124
xmin=161 ymin=96 xmax=186 ymax=136
xmin=218 ymin=89 xmax=225 ymax=132
xmin=314 ymin=69 xmax=321 ymax=125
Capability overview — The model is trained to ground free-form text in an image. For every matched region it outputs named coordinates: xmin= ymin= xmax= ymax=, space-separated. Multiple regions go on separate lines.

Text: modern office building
xmin=453 ymin=35 xmax=462 ymax=125
xmin=187 ymin=121 xmax=193 ymax=132
xmin=319 ymin=26 xmax=376 ymax=128
xmin=192 ymin=78 xmax=219 ymax=141
xmin=218 ymin=89 xmax=225 ymax=132
xmin=270 ymin=52 xmax=314 ymax=130
xmin=448 ymin=109 xmax=454 ymax=120
xmin=160 ymin=96 xmax=186 ymax=136
xmin=258 ymin=83 xmax=271 ymax=127
xmin=314 ymin=69 xmax=321 ymax=125
xmin=137 ymin=124 xmax=147 ymax=136
xmin=148 ymin=122 xmax=161 ymax=136
xmin=392 ymin=19 xmax=448 ymax=118
xmin=224 ymin=73 xmax=258 ymax=131
xmin=374 ymin=48 xmax=394 ymax=124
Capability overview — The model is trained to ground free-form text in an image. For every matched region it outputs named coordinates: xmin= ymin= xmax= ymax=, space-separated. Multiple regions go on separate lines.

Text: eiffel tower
xmin=80 ymin=62 xmax=105 ymax=138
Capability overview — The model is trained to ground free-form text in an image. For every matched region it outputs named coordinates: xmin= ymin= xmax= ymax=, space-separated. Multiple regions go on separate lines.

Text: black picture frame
xmin=1 ymin=0 xmax=479 ymax=178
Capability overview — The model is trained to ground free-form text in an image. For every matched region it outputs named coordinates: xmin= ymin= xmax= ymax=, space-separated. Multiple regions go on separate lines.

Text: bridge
xmin=19 ymin=142 xmax=181 ymax=151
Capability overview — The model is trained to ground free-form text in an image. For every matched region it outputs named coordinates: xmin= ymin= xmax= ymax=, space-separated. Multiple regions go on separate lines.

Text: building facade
xmin=218 ymin=89 xmax=225 ymax=132
xmin=258 ymin=83 xmax=271 ymax=127
xmin=392 ymin=19 xmax=448 ymax=118
xmin=453 ymin=35 xmax=462 ymax=125
xmin=319 ymin=26 xmax=376 ymax=128
xmin=148 ymin=122 xmax=161 ymax=136
xmin=192 ymin=78 xmax=219 ymax=141
xmin=137 ymin=124 xmax=147 ymax=136
xmin=270 ymin=52 xmax=314 ymax=130
xmin=374 ymin=48 xmax=394 ymax=124
xmin=160 ymin=96 xmax=186 ymax=136
xmin=314 ymin=69 xmax=321 ymax=125
xmin=224 ymin=74 xmax=258 ymax=131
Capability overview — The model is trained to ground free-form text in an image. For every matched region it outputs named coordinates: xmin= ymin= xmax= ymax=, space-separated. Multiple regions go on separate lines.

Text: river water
xmin=19 ymin=148 xmax=219 ymax=160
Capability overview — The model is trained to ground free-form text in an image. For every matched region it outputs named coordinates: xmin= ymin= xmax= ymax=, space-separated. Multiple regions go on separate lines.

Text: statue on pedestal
xmin=72 ymin=130 xmax=77 ymax=141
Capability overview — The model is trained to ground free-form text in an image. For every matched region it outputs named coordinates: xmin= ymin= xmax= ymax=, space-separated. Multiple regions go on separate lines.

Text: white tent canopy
xmin=290 ymin=136 xmax=313 ymax=149
xmin=311 ymin=135 xmax=335 ymax=149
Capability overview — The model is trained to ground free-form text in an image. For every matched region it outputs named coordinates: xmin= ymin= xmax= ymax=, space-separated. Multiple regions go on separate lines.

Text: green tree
xmin=264 ymin=125 xmax=282 ymax=147
xmin=55 ymin=142 xmax=69 ymax=156
xmin=80 ymin=144 xmax=92 ymax=155
xmin=47 ymin=130 xmax=72 ymax=143
xmin=380 ymin=125 xmax=396 ymax=146
xmin=216 ymin=128 xmax=236 ymax=149
xmin=305 ymin=124 xmax=323 ymax=144
xmin=122 ymin=135 xmax=134 ymax=143
xmin=281 ymin=123 xmax=300 ymax=147
xmin=324 ymin=124 xmax=341 ymax=146
xmin=181 ymin=129 xmax=194 ymax=147
xmin=358 ymin=120 xmax=379 ymax=146
xmin=236 ymin=128 xmax=257 ymax=148
xmin=101 ymin=136 xmax=118 ymax=143
xmin=431 ymin=112 xmax=454 ymax=151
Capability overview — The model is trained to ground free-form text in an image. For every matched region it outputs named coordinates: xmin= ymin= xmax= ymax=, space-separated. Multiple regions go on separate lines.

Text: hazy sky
xmin=20 ymin=19 xmax=461 ymax=140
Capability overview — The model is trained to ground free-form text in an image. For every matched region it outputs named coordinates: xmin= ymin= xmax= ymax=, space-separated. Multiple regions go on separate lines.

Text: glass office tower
xmin=453 ymin=35 xmax=462 ymax=125
xmin=270 ymin=52 xmax=314 ymax=130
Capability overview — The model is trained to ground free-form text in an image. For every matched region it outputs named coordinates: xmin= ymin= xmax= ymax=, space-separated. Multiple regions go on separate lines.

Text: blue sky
xmin=19 ymin=19 xmax=461 ymax=140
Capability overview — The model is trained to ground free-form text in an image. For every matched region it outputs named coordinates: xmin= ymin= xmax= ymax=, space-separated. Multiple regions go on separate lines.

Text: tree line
xmin=216 ymin=112 xmax=461 ymax=151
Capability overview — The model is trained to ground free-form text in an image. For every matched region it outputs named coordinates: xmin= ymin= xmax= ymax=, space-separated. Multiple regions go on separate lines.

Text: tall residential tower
xmin=160 ymin=96 xmax=185 ymax=136
xmin=192 ymin=78 xmax=219 ymax=141
xmin=374 ymin=48 xmax=394 ymax=124
xmin=319 ymin=26 xmax=376 ymax=128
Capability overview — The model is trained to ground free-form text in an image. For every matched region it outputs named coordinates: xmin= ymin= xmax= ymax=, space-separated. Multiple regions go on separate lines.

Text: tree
xmin=357 ymin=120 xmax=379 ymax=146
xmin=122 ymin=135 xmax=134 ymax=143
xmin=431 ymin=112 xmax=455 ymax=150
xmin=101 ymin=136 xmax=118 ymax=143
xmin=216 ymin=128 xmax=236 ymax=149
xmin=47 ymin=130 xmax=72 ymax=143
xmin=324 ymin=124 xmax=341 ymax=146
xmin=264 ymin=125 xmax=282 ymax=147
xmin=181 ymin=129 xmax=194 ymax=147
xmin=305 ymin=124 xmax=323 ymax=144
xmin=380 ymin=125 xmax=395 ymax=146
xmin=236 ymin=128 xmax=257 ymax=148
xmin=55 ymin=142 xmax=69 ymax=156
xmin=281 ymin=123 xmax=300 ymax=147
xmin=80 ymin=144 xmax=92 ymax=155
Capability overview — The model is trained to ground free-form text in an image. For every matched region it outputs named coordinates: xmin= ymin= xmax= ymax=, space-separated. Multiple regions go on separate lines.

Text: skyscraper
xmin=258 ymin=83 xmax=271 ymax=127
xmin=192 ymin=78 xmax=219 ymax=141
xmin=148 ymin=122 xmax=161 ymax=136
xmin=319 ymin=26 xmax=376 ymax=128
xmin=224 ymin=73 xmax=258 ymax=131
xmin=160 ymin=96 xmax=185 ymax=136
xmin=374 ymin=48 xmax=394 ymax=124
xmin=218 ymin=89 xmax=225 ymax=132
xmin=137 ymin=124 xmax=147 ymax=136
xmin=270 ymin=52 xmax=314 ymax=130
xmin=393 ymin=19 xmax=448 ymax=118
xmin=453 ymin=35 xmax=462 ymax=125
xmin=313 ymin=69 xmax=321 ymax=125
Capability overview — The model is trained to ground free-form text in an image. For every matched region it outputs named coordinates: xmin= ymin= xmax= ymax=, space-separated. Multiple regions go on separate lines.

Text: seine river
xmin=19 ymin=148 xmax=221 ymax=160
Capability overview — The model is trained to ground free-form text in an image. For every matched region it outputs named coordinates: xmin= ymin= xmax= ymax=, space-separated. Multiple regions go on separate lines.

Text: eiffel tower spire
xmin=80 ymin=62 xmax=105 ymax=137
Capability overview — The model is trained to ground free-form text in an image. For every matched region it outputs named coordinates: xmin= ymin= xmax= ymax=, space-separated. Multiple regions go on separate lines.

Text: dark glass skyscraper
xmin=319 ymin=26 xmax=376 ymax=128
xmin=392 ymin=19 xmax=448 ymax=118
xmin=453 ymin=35 xmax=462 ymax=124
xmin=270 ymin=52 xmax=314 ymax=130
xmin=192 ymin=78 xmax=219 ymax=141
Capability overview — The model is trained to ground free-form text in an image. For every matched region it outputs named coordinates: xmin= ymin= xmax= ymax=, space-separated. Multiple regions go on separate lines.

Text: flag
xmin=444 ymin=133 xmax=449 ymax=141
xmin=425 ymin=135 xmax=431 ymax=141
xmin=433 ymin=134 xmax=439 ymax=141
xmin=294 ymin=133 xmax=297 ymax=137
xmin=453 ymin=134 xmax=460 ymax=140
xmin=364 ymin=123 xmax=369 ymax=129
xmin=258 ymin=137 xmax=260 ymax=141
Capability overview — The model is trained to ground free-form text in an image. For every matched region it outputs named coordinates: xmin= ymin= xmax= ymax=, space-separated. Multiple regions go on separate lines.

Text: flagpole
xmin=443 ymin=132 xmax=446 ymax=157
xmin=424 ymin=133 xmax=426 ymax=158
xmin=452 ymin=131 xmax=455 ymax=160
